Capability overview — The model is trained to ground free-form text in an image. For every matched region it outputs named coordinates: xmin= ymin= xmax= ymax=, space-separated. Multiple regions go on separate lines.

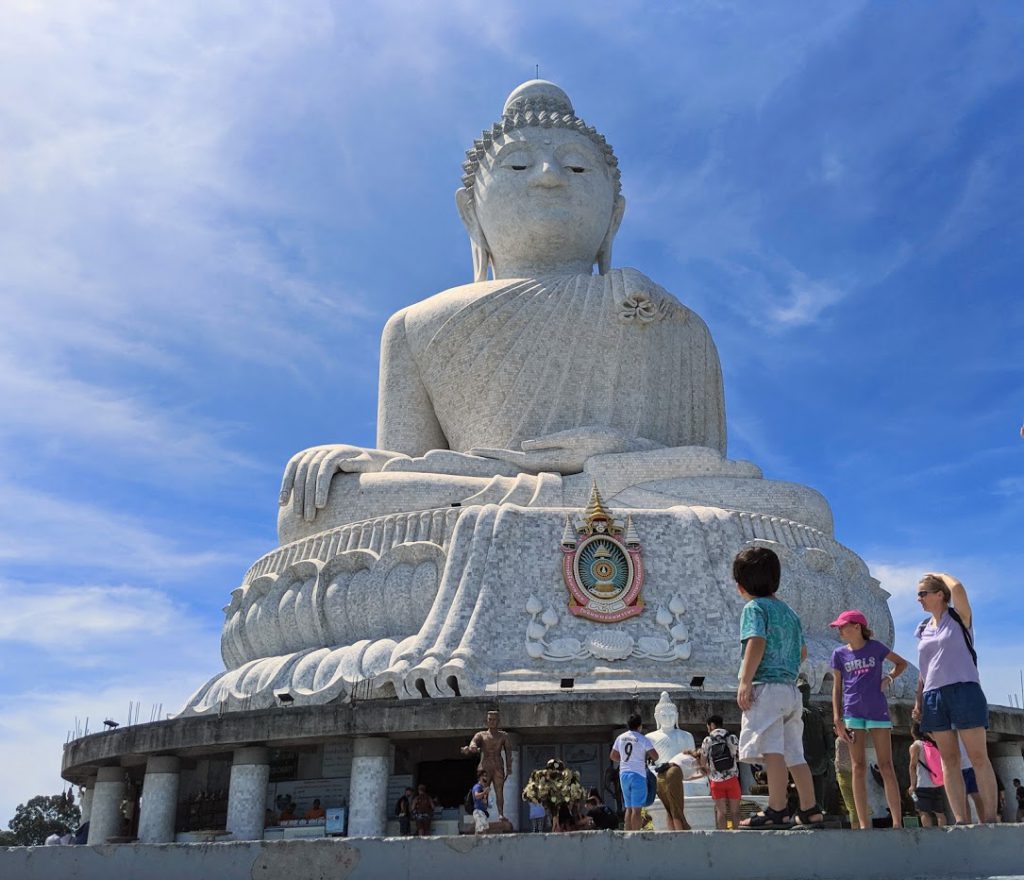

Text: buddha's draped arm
xmin=377 ymin=309 xmax=450 ymax=456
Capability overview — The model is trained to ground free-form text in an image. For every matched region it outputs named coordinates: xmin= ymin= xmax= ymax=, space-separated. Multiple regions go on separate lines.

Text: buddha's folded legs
xmin=277 ymin=470 xmax=512 ymax=545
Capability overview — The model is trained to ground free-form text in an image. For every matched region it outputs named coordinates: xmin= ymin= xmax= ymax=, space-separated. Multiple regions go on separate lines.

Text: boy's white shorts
xmin=738 ymin=682 xmax=807 ymax=766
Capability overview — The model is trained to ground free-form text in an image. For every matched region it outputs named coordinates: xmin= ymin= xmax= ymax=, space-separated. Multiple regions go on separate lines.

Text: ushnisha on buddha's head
xmin=456 ymin=80 xmax=626 ymax=282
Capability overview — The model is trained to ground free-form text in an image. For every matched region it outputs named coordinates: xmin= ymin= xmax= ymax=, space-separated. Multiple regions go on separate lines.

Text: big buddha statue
xmin=182 ymin=81 xmax=908 ymax=715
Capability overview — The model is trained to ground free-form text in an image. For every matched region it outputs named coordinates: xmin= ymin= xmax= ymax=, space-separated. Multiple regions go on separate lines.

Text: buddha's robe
xmin=398 ymin=269 xmax=726 ymax=455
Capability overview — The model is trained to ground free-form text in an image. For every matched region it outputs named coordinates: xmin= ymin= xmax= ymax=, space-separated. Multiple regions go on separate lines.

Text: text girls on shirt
xmin=830 ymin=639 xmax=892 ymax=721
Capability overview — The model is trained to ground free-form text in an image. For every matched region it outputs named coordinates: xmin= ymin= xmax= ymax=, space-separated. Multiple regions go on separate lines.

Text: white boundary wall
xmin=2 ymin=825 xmax=1023 ymax=880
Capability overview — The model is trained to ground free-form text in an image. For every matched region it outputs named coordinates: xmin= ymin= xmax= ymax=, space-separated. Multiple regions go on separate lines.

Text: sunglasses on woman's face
xmin=916 ymin=590 xmax=941 ymax=598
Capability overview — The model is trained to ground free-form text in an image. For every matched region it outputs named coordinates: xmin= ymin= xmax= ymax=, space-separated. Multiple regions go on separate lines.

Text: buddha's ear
xmin=596 ymin=195 xmax=626 ymax=276
xmin=456 ymin=187 xmax=492 ymax=282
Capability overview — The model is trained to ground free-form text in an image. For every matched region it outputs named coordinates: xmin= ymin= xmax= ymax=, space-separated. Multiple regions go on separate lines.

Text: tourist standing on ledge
xmin=830 ymin=609 xmax=909 ymax=829
xmin=733 ymin=546 xmax=823 ymax=828
xmin=700 ymin=715 xmax=741 ymax=829
xmin=1013 ymin=778 xmax=1024 ymax=822
xmin=912 ymin=572 xmax=998 ymax=823
xmin=610 ymin=713 xmax=658 ymax=831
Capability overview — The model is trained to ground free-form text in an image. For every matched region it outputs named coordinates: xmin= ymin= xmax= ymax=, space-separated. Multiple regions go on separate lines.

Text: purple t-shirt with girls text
xmin=830 ymin=639 xmax=891 ymax=722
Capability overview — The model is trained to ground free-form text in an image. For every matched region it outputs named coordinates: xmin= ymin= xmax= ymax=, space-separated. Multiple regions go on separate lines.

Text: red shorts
xmin=709 ymin=776 xmax=741 ymax=800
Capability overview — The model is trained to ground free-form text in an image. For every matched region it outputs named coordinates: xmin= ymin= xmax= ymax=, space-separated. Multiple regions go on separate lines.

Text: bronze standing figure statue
xmin=461 ymin=710 xmax=514 ymax=819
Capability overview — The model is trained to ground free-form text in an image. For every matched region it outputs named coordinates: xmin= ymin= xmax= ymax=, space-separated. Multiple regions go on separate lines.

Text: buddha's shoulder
xmin=613 ymin=268 xmax=712 ymax=332
xmin=385 ymin=270 xmax=710 ymax=344
xmin=384 ymin=279 xmax=511 ymax=342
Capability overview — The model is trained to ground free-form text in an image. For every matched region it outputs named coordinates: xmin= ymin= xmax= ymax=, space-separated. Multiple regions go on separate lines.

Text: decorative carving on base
xmin=525 ymin=592 xmax=691 ymax=662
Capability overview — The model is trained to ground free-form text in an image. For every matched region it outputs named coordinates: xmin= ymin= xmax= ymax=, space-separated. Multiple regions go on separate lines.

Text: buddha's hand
xmin=469 ymin=427 xmax=658 ymax=475
xmin=279 ymin=445 xmax=410 ymax=522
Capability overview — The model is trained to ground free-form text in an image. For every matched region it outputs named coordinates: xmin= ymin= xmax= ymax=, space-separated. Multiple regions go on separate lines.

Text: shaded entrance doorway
xmin=415 ymin=757 xmax=477 ymax=809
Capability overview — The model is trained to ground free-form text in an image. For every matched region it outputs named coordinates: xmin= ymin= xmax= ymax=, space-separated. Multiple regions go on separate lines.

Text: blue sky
xmin=1 ymin=1 xmax=1021 ymax=825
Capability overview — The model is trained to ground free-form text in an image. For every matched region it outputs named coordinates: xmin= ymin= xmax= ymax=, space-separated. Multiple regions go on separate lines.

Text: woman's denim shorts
xmin=921 ymin=681 xmax=989 ymax=732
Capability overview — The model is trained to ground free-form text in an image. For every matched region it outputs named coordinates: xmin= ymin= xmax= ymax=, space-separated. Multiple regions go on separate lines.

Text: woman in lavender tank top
xmin=912 ymin=572 xmax=997 ymax=823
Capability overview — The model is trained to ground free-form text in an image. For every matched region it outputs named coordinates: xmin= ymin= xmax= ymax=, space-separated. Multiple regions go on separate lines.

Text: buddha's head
xmin=653 ymin=691 xmax=678 ymax=733
xmin=457 ymin=80 xmax=626 ymax=281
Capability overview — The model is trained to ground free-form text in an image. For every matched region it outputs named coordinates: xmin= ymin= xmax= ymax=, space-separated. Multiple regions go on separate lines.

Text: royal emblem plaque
xmin=561 ymin=485 xmax=645 ymax=623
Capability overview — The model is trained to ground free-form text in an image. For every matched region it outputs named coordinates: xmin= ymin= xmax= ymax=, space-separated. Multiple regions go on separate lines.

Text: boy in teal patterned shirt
xmin=733 ymin=546 xmax=824 ymax=828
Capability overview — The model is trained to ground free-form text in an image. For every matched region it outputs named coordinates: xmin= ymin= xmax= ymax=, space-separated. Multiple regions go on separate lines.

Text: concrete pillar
xmin=87 ymin=767 xmax=127 ymax=844
xmin=991 ymin=742 xmax=1024 ymax=822
xmin=137 ymin=756 xmax=180 ymax=843
xmin=226 ymin=746 xmax=270 ymax=841
xmin=79 ymin=781 xmax=94 ymax=824
xmin=347 ymin=738 xmax=391 ymax=836
xmin=501 ymin=734 xmax=521 ymax=830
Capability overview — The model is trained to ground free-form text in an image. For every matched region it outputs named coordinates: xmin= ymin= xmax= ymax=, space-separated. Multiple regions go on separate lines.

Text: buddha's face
xmin=469 ymin=126 xmax=618 ymax=275
xmin=655 ymin=705 xmax=677 ymax=732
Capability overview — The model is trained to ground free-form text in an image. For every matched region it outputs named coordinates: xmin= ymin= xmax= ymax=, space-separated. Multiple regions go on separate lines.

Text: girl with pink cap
xmin=830 ymin=609 xmax=909 ymax=828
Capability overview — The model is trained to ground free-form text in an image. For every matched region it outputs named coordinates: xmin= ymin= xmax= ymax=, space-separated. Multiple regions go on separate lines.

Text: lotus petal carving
xmin=527 ymin=621 xmax=547 ymax=641
xmin=547 ymin=637 xmax=583 ymax=657
xmin=637 ymin=636 xmax=671 ymax=655
xmin=585 ymin=631 xmax=634 ymax=661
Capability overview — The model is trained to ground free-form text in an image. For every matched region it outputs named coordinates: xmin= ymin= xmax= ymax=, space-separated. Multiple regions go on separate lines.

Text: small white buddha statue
xmin=646 ymin=691 xmax=709 ymax=796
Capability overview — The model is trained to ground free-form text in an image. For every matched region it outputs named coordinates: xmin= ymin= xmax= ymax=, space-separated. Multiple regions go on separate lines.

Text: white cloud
xmin=0 ymin=573 xmax=224 ymax=829
xmin=0 ymin=580 xmax=208 ymax=659
xmin=0 ymin=669 xmax=221 ymax=830
xmin=0 ymin=484 xmax=246 ymax=578
xmin=0 ymin=356 xmax=262 ymax=479
xmin=769 ymin=271 xmax=846 ymax=327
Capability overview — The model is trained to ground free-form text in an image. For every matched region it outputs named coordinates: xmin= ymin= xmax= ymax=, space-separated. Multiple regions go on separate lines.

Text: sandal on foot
xmin=793 ymin=805 xmax=825 ymax=828
xmin=738 ymin=806 xmax=791 ymax=829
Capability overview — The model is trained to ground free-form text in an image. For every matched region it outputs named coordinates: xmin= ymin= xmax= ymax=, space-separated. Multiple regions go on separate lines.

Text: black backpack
xmin=464 ymin=787 xmax=476 ymax=815
xmin=708 ymin=731 xmax=736 ymax=773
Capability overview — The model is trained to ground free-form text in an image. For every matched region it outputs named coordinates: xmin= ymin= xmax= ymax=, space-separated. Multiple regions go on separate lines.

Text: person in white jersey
xmin=610 ymin=713 xmax=659 ymax=830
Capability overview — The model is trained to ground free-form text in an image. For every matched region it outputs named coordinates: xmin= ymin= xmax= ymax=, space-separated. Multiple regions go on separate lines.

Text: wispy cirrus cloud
xmin=0 ymin=579 xmax=217 ymax=665
xmin=0 ymin=483 xmax=248 ymax=579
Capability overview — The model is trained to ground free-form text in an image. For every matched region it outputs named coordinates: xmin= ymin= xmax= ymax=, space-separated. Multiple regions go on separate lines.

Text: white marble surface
xmin=179 ymin=79 xmax=912 ymax=717
xmin=183 ymin=502 xmax=914 ymax=713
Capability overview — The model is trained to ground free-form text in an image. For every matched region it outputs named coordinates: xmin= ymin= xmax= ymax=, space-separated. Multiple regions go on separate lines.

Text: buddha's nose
xmin=530 ymin=160 xmax=568 ymax=188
